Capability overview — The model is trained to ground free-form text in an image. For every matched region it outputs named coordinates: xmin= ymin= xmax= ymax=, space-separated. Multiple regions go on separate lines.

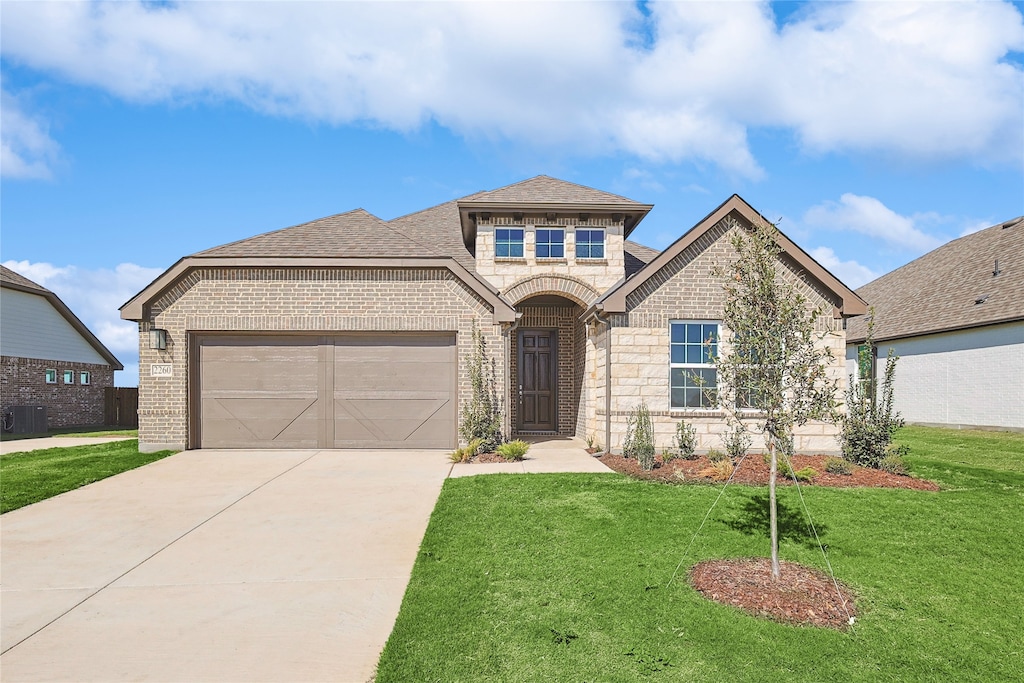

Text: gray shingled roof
xmin=466 ymin=175 xmax=647 ymax=206
xmin=0 ymin=265 xmax=50 ymax=293
xmin=624 ymin=240 xmax=660 ymax=278
xmin=848 ymin=217 xmax=1024 ymax=343
xmin=193 ymin=209 xmax=444 ymax=259
xmin=388 ymin=197 xmax=482 ymax=272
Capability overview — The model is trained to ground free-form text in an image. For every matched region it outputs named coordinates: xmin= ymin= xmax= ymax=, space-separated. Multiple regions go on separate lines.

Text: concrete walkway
xmin=0 ymin=435 xmax=134 ymax=455
xmin=1 ymin=449 xmax=451 ymax=682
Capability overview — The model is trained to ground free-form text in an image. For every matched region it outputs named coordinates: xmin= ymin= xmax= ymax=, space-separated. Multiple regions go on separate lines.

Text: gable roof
xmin=195 ymin=208 xmax=444 ymax=259
xmin=847 ymin=217 xmax=1024 ymax=343
xmin=588 ymin=194 xmax=868 ymax=319
xmin=1 ymin=265 xmax=124 ymax=370
xmin=121 ymin=209 xmax=516 ymax=323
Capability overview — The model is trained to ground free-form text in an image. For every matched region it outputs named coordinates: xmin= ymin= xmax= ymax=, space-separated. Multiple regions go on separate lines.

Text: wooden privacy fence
xmin=104 ymin=387 xmax=139 ymax=427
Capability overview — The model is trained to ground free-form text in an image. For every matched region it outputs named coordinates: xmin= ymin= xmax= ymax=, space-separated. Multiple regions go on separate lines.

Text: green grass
xmin=0 ymin=440 xmax=175 ymax=513
xmin=377 ymin=427 xmax=1024 ymax=682
xmin=1 ymin=426 xmax=138 ymax=441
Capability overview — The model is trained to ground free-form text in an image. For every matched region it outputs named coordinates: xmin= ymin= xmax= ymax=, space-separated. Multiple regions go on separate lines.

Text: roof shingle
xmin=848 ymin=217 xmax=1024 ymax=342
xmin=465 ymin=175 xmax=647 ymax=206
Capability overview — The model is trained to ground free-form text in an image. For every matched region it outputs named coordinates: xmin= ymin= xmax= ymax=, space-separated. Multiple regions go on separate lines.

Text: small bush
xmin=460 ymin=323 xmax=504 ymax=452
xmin=671 ymin=420 xmax=698 ymax=461
xmin=824 ymin=457 xmax=854 ymax=475
xmin=698 ymin=459 xmax=734 ymax=481
xmin=723 ymin=424 xmax=751 ymax=460
xmin=879 ymin=453 xmax=909 ymax=476
xmin=449 ymin=437 xmax=485 ymax=463
xmin=707 ymin=448 xmax=728 ymax=463
xmin=794 ymin=466 xmax=818 ymax=482
xmin=496 ymin=439 xmax=530 ymax=461
xmin=623 ymin=402 xmax=656 ymax=471
xmin=585 ymin=434 xmax=601 ymax=453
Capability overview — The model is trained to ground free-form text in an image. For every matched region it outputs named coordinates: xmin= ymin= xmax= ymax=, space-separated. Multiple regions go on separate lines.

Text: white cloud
xmin=2 ymin=260 xmax=164 ymax=387
xmin=0 ymin=1 xmax=1020 ymax=177
xmin=809 ymin=246 xmax=880 ymax=289
xmin=803 ymin=193 xmax=943 ymax=252
xmin=959 ymin=219 xmax=994 ymax=237
xmin=0 ymin=87 xmax=62 ymax=179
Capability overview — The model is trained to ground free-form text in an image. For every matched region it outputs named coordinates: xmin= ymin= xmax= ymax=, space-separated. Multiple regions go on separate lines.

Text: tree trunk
xmin=769 ymin=438 xmax=780 ymax=581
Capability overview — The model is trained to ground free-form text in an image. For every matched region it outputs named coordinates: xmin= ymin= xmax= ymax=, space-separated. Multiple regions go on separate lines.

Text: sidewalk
xmin=448 ymin=436 xmax=611 ymax=477
xmin=0 ymin=436 xmax=135 ymax=455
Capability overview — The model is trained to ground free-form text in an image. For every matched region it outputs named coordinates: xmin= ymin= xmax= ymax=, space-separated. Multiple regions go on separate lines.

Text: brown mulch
xmin=689 ymin=557 xmax=857 ymax=630
xmin=599 ymin=452 xmax=939 ymax=491
xmin=471 ymin=452 xmax=511 ymax=464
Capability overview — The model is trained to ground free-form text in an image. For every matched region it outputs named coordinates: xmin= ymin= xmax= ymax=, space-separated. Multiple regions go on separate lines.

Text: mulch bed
xmin=599 ymin=452 xmax=939 ymax=491
xmin=689 ymin=557 xmax=857 ymax=630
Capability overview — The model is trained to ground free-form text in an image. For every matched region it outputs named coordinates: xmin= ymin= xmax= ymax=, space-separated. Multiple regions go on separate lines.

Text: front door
xmin=518 ymin=329 xmax=556 ymax=432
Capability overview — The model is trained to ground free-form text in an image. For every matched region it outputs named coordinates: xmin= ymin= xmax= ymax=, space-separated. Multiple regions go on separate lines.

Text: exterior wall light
xmin=150 ymin=328 xmax=169 ymax=350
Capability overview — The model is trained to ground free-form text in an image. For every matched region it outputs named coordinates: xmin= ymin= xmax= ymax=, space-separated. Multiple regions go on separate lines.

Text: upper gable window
xmin=536 ymin=229 xmax=565 ymax=259
xmin=576 ymin=229 xmax=605 ymax=259
xmin=495 ymin=228 xmax=525 ymax=258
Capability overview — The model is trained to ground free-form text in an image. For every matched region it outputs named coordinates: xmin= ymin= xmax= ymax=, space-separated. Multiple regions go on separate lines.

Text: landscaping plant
xmin=841 ymin=313 xmax=909 ymax=468
xmin=670 ymin=419 xmax=697 ymax=461
xmin=723 ymin=423 xmax=751 ymax=461
xmin=713 ymin=217 xmax=840 ymax=579
xmin=623 ymin=401 xmax=656 ymax=471
xmin=496 ymin=439 xmax=530 ymax=461
xmin=459 ymin=322 xmax=504 ymax=452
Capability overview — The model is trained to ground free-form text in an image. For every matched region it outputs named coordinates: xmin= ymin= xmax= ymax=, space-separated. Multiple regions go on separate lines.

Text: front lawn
xmin=376 ymin=427 xmax=1024 ymax=682
xmin=0 ymin=440 xmax=175 ymax=513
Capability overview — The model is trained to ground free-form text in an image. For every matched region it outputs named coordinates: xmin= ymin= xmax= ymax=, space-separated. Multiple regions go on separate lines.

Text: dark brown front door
xmin=518 ymin=329 xmax=556 ymax=432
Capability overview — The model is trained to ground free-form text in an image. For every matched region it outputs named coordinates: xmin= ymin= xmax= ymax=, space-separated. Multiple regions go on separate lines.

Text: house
xmin=121 ymin=176 xmax=866 ymax=453
xmin=1 ymin=265 xmax=123 ymax=431
xmin=846 ymin=217 xmax=1024 ymax=431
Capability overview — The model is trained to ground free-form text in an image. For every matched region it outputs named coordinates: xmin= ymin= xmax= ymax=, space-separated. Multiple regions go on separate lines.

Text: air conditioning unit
xmin=5 ymin=405 xmax=48 ymax=434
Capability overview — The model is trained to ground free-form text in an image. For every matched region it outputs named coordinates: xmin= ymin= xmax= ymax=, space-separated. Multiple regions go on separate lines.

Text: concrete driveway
xmin=1 ymin=449 xmax=451 ymax=683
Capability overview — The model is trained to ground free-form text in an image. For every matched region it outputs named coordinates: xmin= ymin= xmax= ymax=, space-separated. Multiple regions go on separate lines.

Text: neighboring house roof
xmin=847 ymin=216 xmax=1024 ymax=344
xmin=0 ymin=265 xmax=124 ymax=370
xmin=589 ymin=194 xmax=868 ymax=318
xmin=624 ymin=240 xmax=660 ymax=278
xmin=121 ymin=209 xmax=516 ymax=323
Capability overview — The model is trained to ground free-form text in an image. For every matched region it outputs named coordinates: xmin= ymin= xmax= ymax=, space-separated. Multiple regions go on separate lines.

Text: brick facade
xmin=1 ymin=355 xmax=114 ymax=429
xmin=581 ymin=216 xmax=849 ymax=455
xmin=136 ymin=267 xmax=503 ymax=452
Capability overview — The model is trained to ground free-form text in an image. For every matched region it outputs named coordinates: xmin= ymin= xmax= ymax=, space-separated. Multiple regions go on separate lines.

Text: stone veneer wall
xmin=600 ymin=216 xmax=849 ymax=455
xmin=509 ymin=303 xmax=582 ymax=436
xmin=1 ymin=356 xmax=114 ymax=428
xmin=137 ymin=267 xmax=502 ymax=452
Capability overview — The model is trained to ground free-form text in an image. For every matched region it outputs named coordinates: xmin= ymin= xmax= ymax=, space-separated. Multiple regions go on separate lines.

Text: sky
xmin=2 ymin=0 xmax=1022 ymax=387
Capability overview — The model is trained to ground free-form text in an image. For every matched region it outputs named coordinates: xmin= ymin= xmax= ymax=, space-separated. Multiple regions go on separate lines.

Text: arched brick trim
xmin=503 ymin=274 xmax=600 ymax=307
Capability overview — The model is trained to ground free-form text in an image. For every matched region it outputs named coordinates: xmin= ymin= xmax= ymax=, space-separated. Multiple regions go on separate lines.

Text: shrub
xmin=496 ymin=439 xmax=530 ymax=461
xmin=723 ymin=424 xmax=751 ymax=461
xmin=460 ymin=323 xmax=503 ymax=452
xmin=698 ymin=459 xmax=734 ymax=481
xmin=794 ymin=466 xmax=818 ymax=482
xmin=448 ymin=438 xmax=484 ymax=463
xmin=623 ymin=402 xmax=656 ymax=471
xmin=707 ymin=448 xmax=728 ymax=463
xmin=879 ymin=453 xmax=909 ymax=476
xmin=585 ymin=434 xmax=601 ymax=453
xmin=671 ymin=420 xmax=698 ymax=461
xmin=841 ymin=317 xmax=909 ymax=469
xmin=824 ymin=456 xmax=853 ymax=475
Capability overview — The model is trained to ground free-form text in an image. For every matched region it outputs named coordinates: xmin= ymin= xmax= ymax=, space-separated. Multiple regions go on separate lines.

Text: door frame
xmin=516 ymin=327 xmax=558 ymax=433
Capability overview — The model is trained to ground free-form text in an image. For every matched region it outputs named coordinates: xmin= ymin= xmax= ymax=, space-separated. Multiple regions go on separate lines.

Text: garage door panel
xmin=199 ymin=334 xmax=455 ymax=449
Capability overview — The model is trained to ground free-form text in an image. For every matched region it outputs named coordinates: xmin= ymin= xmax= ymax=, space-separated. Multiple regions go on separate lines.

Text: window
xmin=495 ymin=228 xmax=524 ymax=258
xmin=80 ymin=371 xmax=91 ymax=385
xmin=575 ymin=229 xmax=605 ymax=259
xmin=63 ymin=370 xmax=75 ymax=385
xmin=670 ymin=321 xmax=718 ymax=409
xmin=535 ymin=228 xmax=564 ymax=258
xmin=45 ymin=369 xmax=57 ymax=384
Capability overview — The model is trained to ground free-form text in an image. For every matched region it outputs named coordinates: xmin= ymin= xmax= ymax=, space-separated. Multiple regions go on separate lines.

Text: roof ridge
xmin=191 ymin=208 xmax=380 ymax=257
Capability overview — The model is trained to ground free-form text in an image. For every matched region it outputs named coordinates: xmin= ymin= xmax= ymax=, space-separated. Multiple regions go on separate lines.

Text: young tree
xmin=713 ymin=219 xmax=841 ymax=580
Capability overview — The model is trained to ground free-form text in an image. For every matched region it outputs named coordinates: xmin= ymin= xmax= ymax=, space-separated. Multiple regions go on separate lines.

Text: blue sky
xmin=2 ymin=1 xmax=1022 ymax=386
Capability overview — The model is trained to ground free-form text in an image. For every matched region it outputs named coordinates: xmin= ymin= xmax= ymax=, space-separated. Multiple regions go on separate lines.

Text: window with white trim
xmin=45 ymin=369 xmax=57 ymax=384
xmin=535 ymin=228 xmax=564 ymax=258
xmin=63 ymin=370 xmax=75 ymax=385
xmin=80 ymin=371 xmax=91 ymax=385
xmin=575 ymin=229 xmax=605 ymax=259
xmin=495 ymin=228 xmax=525 ymax=258
xmin=670 ymin=321 xmax=718 ymax=409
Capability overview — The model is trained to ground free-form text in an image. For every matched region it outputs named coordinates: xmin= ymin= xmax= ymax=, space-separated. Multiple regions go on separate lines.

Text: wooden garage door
xmin=197 ymin=334 xmax=456 ymax=449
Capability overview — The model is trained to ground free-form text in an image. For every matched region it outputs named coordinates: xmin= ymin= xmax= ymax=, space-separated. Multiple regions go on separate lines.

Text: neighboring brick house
xmin=847 ymin=216 xmax=1024 ymax=431
xmin=1 ymin=266 xmax=123 ymax=431
xmin=122 ymin=177 xmax=866 ymax=453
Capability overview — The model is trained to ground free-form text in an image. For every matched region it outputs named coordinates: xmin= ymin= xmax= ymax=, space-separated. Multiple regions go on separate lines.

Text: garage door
xmin=197 ymin=334 xmax=456 ymax=449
